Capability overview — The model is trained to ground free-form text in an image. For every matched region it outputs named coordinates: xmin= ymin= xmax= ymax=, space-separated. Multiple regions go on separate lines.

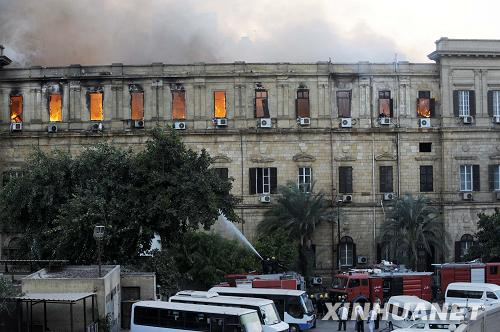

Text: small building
xmin=120 ymin=271 xmax=157 ymax=330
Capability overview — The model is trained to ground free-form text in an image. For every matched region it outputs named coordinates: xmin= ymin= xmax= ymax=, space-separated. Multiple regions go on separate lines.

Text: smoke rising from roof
xmin=0 ymin=0 xmax=406 ymax=67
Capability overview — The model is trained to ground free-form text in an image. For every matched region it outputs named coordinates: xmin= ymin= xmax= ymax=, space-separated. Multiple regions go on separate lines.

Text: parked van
xmin=385 ymin=295 xmax=435 ymax=331
xmin=445 ymin=282 xmax=500 ymax=308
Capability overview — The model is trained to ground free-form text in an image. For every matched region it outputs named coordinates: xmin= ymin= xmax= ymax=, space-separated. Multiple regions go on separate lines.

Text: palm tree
xmin=257 ymin=182 xmax=335 ymax=278
xmin=379 ymin=193 xmax=447 ymax=270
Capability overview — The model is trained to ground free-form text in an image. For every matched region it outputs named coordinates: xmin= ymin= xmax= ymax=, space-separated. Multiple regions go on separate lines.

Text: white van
xmin=386 ymin=295 xmax=435 ymax=331
xmin=445 ymin=282 xmax=500 ymax=308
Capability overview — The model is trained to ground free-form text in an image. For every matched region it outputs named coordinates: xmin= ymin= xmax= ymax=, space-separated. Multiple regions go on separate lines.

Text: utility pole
xmin=336 ymin=199 xmax=343 ymax=269
xmin=93 ymin=226 xmax=105 ymax=277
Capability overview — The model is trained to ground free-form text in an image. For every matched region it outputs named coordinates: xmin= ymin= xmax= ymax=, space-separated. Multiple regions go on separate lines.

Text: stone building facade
xmin=1 ymin=38 xmax=500 ymax=274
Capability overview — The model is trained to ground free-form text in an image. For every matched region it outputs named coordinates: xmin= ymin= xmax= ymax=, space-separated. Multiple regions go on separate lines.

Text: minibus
xmin=445 ymin=282 xmax=500 ymax=308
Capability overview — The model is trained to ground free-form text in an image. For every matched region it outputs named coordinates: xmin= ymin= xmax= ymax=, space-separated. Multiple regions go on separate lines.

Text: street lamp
xmin=336 ymin=199 xmax=343 ymax=269
xmin=93 ymin=225 xmax=105 ymax=277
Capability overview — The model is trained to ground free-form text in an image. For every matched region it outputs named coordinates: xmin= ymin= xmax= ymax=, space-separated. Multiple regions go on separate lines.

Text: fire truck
xmin=220 ymin=272 xmax=306 ymax=291
xmin=433 ymin=262 xmax=500 ymax=294
xmin=329 ymin=271 xmax=433 ymax=304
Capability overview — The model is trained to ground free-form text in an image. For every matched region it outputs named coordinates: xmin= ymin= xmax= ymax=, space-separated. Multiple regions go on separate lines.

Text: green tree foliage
xmin=466 ymin=208 xmax=500 ymax=262
xmin=172 ymin=232 xmax=259 ymax=289
xmin=0 ymin=129 xmax=240 ymax=263
xmin=257 ymin=182 xmax=334 ymax=278
xmin=0 ymin=278 xmax=20 ymax=313
xmin=254 ymin=229 xmax=298 ymax=271
xmin=379 ymin=194 xmax=447 ymax=270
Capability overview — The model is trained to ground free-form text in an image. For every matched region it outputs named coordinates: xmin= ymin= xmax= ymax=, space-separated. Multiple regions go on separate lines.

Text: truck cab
xmin=329 ymin=273 xmax=371 ymax=303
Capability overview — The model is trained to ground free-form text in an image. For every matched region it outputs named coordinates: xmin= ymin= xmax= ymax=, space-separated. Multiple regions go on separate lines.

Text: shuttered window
xmin=460 ymin=164 xmax=480 ymax=192
xmin=338 ymin=166 xmax=353 ymax=194
xmin=487 ymin=90 xmax=500 ymax=117
xmin=296 ymin=89 xmax=310 ymax=118
xmin=249 ymin=168 xmax=277 ymax=194
xmin=337 ymin=91 xmax=351 ymax=117
xmin=379 ymin=166 xmax=393 ymax=193
xmin=453 ymin=90 xmax=476 ymax=117
xmin=420 ymin=165 xmax=433 ymax=192
xmin=489 ymin=165 xmax=500 ymax=191
xmin=213 ymin=168 xmax=229 ymax=180
xmin=378 ymin=90 xmax=393 ymax=117
xmin=417 ymin=91 xmax=435 ymax=118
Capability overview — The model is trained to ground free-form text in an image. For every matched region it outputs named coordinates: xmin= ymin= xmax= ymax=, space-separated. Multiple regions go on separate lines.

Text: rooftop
xmin=25 ymin=265 xmax=118 ymax=279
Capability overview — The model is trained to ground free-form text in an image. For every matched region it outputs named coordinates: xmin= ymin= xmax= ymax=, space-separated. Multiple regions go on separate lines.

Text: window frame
xmin=458 ymin=90 xmax=470 ymax=117
xmin=214 ymin=90 xmax=227 ymax=119
xmin=379 ymin=166 xmax=393 ymax=193
xmin=298 ymin=167 xmax=312 ymax=193
xmin=338 ymin=166 xmax=353 ymax=194
xmin=172 ymin=90 xmax=186 ymax=120
xmin=9 ymin=95 xmax=23 ymax=123
xmin=296 ymin=89 xmax=310 ymax=118
xmin=492 ymin=90 xmax=500 ymax=117
xmin=336 ymin=90 xmax=352 ymax=118
xmin=339 ymin=236 xmax=354 ymax=267
xmin=420 ymin=165 xmax=434 ymax=192
xmin=417 ymin=90 xmax=432 ymax=118
xmin=460 ymin=165 xmax=473 ymax=192
xmin=49 ymin=93 xmax=63 ymax=122
xmin=249 ymin=167 xmax=277 ymax=195
xmin=255 ymin=89 xmax=269 ymax=118
xmin=378 ymin=90 xmax=392 ymax=118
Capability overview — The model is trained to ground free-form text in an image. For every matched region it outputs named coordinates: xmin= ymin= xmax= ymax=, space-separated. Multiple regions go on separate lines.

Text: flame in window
xmin=214 ymin=91 xmax=226 ymax=118
xmin=131 ymin=92 xmax=144 ymax=121
xmin=379 ymin=99 xmax=390 ymax=117
xmin=89 ymin=93 xmax=103 ymax=121
xmin=10 ymin=96 xmax=23 ymax=123
xmin=172 ymin=90 xmax=186 ymax=120
xmin=49 ymin=94 xmax=62 ymax=122
xmin=417 ymin=98 xmax=431 ymax=118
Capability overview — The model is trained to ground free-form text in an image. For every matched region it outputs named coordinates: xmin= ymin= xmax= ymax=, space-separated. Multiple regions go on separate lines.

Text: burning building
xmin=1 ymin=38 xmax=500 ymax=275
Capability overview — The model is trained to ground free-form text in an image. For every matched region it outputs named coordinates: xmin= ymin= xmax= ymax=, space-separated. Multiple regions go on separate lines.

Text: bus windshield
xmin=300 ymin=293 xmax=314 ymax=315
xmin=241 ymin=312 xmax=263 ymax=332
xmin=332 ymin=277 xmax=348 ymax=289
xmin=260 ymin=304 xmax=280 ymax=325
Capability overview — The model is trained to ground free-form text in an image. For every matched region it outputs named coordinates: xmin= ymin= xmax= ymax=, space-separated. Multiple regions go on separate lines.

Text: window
xmin=420 ymin=166 xmax=433 ymax=192
xmin=460 ymin=164 xmax=480 ymax=192
xmin=417 ymin=91 xmax=434 ymax=118
xmin=339 ymin=236 xmax=354 ymax=267
xmin=379 ymin=166 xmax=393 ymax=193
xmin=410 ymin=323 xmax=426 ymax=329
xmin=446 ymin=289 xmax=483 ymax=299
xmin=378 ymin=91 xmax=392 ymax=117
xmin=348 ymin=279 xmax=360 ymax=288
xmin=286 ymin=297 xmax=302 ymax=318
xmin=296 ymin=89 xmax=310 ymax=118
xmin=249 ymin=168 xmax=277 ymax=194
xmin=214 ymin=91 xmax=227 ymax=118
xmin=455 ymin=234 xmax=475 ymax=261
xmin=487 ymin=292 xmax=498 ymax=300
xmin=89 ymin=92 xmax=103 ymax=121
xmin=489 ymin=165 xmax=500 ymax=191
xmin=338 ymin=166 xmax=353 ymax=194
xmin=9 ymin=95 xmax=23 ymax=123
xmin=172 ymin=90 xmax=186 ymax=120
xmin=131 ymin=92 xmax=144 ymax=121
xmin=453 ymin=90 xmax=476 ymax=117
xmin=337 ymin=91 xmax=351 ymax=117
xmin=298 ymin=167 xmax=312 ymax=193
xmin=213 ymin=167 xmax=229 ymax=180
xmin=419 ymin=142 xmax=432 ymax=153
xmin=255 ymin=89 xmax=269 ymax=118
xmin=49 ymin=94 xmax=62 ymax=122
xmin=487 ymin=90 xmax=500 ymax=117
xmin=490 ymin=266 xmax=498 ymax=275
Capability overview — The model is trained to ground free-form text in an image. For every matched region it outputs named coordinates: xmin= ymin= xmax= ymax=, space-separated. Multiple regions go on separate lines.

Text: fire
xmin=131 ymin=92 xmax=144 ymax=121
xmin=379 ymin=99 xmax=390 ymax=117
xmin=172 ymin=90 xmax=186 ymax=120
xmin=89 ymin=93 xmax=103 ymax=121
xmin=49 ymin=94 xmax=62 ymax=122
xmin=417 ymin=98 xmax=431 ymax=118
xmin=214 ymin=91 xmax=226 ymax=118
xmin=9 ymin=95 xmax=23 ymax=123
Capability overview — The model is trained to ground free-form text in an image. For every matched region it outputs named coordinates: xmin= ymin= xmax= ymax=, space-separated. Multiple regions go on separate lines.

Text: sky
xmin=0 ymin=0 xmax=499 ymax=66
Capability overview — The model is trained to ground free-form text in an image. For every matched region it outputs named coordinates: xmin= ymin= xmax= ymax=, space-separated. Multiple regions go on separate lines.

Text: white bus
xmin=170 ymin=291 xmax=289 ymax=332
xmin=131 ymin=301 xmax=263 ymax=332
xmin=208 ymin=287 xmax=315 ymax=332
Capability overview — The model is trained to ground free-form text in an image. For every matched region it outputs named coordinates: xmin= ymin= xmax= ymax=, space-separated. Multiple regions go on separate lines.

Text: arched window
xmin=455 ymin=234 xmax=474 ymax=261
xmin=338 ymin=236 xmax=355 ymax=267
xmin=4 ymin=237 xmax=22 ymax=259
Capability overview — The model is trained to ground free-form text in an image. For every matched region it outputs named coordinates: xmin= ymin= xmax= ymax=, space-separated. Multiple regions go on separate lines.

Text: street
xmin=316 ymin=317 xmax=389 ymax=332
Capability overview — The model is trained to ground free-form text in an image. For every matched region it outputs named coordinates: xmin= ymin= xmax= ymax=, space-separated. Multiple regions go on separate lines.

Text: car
xmin=395 ymin=320 xmax=459 ymax=331
xmin=385 ymin=295 xmax=436 ymax=330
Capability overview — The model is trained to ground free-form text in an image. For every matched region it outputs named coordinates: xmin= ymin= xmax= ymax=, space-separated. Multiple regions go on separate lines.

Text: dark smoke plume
xmin=0 ymin=0 xmax=405 ymax=67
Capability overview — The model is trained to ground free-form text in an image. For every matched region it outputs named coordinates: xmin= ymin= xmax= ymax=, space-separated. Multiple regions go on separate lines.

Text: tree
xmin=379 ymin=193 xmax=447 ymax=270
xmin=257 ymin=182 xmax=334 ymax=278
xmin=0 ymin=277 xmax=20 ymax=313
xmin=0 ymin=129 xmax=240 ymax=263
xmin=254 ymin=229 xmax=298 ymax=271
xmin=466 ymin=208 xmax=500 ymax=262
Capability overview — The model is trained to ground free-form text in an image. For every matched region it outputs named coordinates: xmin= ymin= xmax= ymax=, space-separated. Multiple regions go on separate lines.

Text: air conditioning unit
xmin=357 ymin=256 xmax=368 ymax=264
xmin=342 ymin=194 xmax=353 ymax=203
xmin=496 ymin=192 xmax=500 ymax=200
xmin=379 ymin=117 xmax=391 ymax=125
xmin=341 ymin=118 xmax=352 ymax=128
xmin=298 ymin=117 xmax=310 ymax=126
xmin=47 ymin=123 xmax=58 ymax=133
xmin=91 ymin=122 xmax=103 ymax=131
xmin=259 ymin=118 xmax=272 ymax=128
xmin=418 ymin=118 xmax=431 ymax=128
xmin=493 ymin=116 xmax=500 ymax=124
xmin=260 ymin=195 xmax=271 ymax=203
xmin=10 ymin=123 xmax=22 ymax=132
xmin=462 ymin=116 xmax=473 ymax=124
xmin=311 ymin=277 xmax=323 ymax=285
xmin=174 ymin=121 xmax=186 ymax=130
xmin=462 ymin=192 xmax=473 ymax=200
xmin=383 ymin=192 xmax=396 ymax=201
xmin=134 ymin=120 xmax=144 ymax=128
xmin=216 ymin=118 xmax=228 ymax=127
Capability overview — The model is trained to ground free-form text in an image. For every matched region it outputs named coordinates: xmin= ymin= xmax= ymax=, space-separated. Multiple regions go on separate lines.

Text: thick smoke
xmin=0 ymin=0 xmax=405 ymax=67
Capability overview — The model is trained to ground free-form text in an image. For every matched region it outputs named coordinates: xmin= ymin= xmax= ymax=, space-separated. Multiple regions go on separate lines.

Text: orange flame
xmin=10 ymin=96 xmax=23 ymax=123
xmin=49 ymin=94 xmax=62 ymax=122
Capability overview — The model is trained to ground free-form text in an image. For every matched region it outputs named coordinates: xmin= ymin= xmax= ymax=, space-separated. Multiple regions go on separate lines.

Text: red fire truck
xmin=433 ymin=262 xmax=500 ymax=293
xmin=329 ymin=271 xmax=433 ymax=304
xmin=220 ymin=272 xmax=306 ymax=291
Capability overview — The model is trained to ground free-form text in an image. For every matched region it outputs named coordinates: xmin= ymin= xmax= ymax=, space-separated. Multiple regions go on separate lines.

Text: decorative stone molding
xmin=293 ymin=153 xmax=316 ymax=162
xmin=489 ymin=154 xmax=500 ymax=160
xmin=375 ymin=153 xmax=397 ymax=161
xmin=454 ymin=155 xmax=478 ymax=160
xmin=415 ymin=156 xmax=439 ymax=161
xmin=334 ymin=155 xmax=356 ymax=162
xmin=250 ymin=155 xmax=275 ymax=163
xmin=212 ymin=155 xmax=232 ymax=163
